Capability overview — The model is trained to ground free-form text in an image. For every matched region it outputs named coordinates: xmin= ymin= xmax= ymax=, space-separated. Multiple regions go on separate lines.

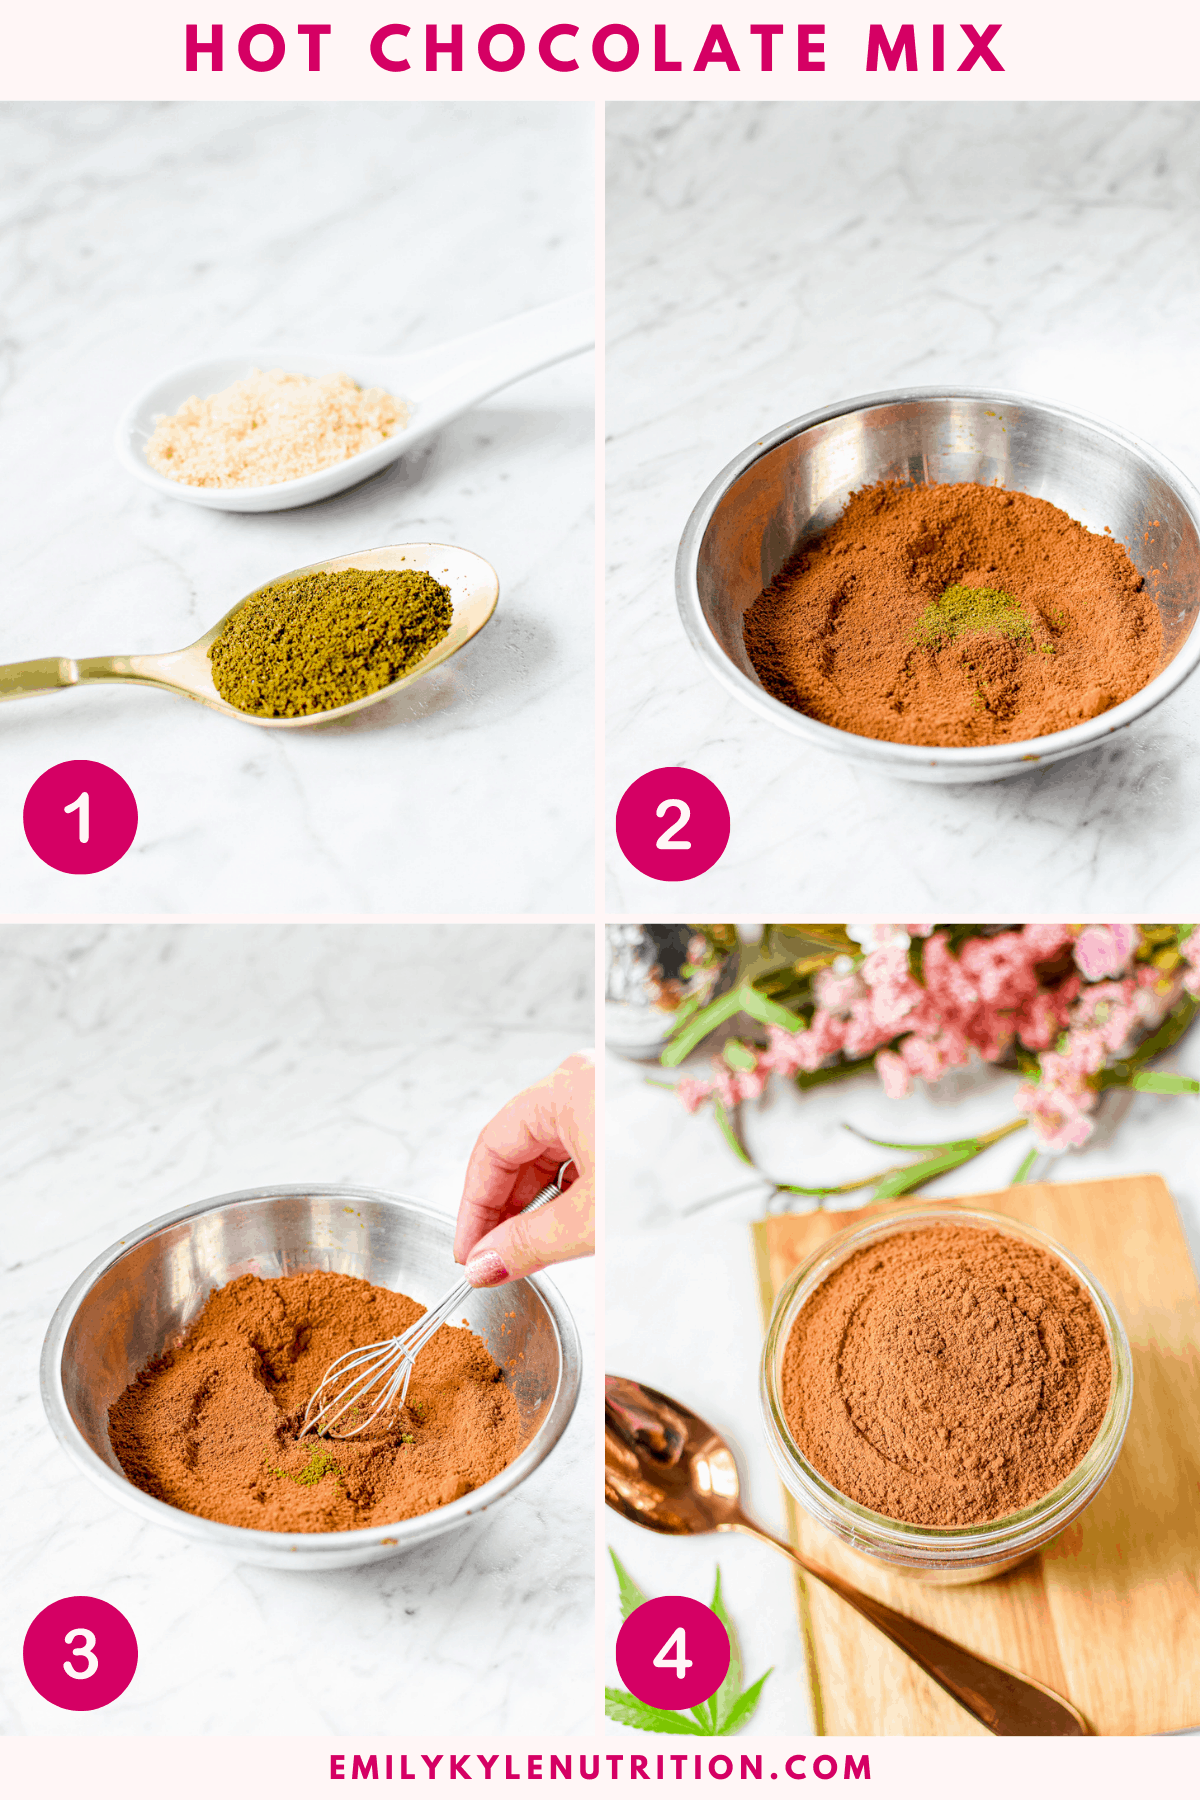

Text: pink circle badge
xmin=23 ymin=761 xmax=138 ymax=874
xmin=616 ymin=1594 xmax=731 ymax=1711
xmin=615 ymin=768 xmax=730 ymax=881
xmin=23 ymin=1596 xmax=138 ymax=1711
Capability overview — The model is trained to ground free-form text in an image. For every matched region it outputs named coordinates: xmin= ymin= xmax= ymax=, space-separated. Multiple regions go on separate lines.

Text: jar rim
xmin=759 ymin=1203 xmax=1134 ymax=1558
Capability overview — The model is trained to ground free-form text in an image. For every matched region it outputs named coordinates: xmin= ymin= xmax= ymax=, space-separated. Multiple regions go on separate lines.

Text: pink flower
xmin=1014 ymin=1081 xmax=1096 ymax=1152
xmin=898 ymin=1024 xmax=970 ymax=1082
xmin=969 ymin=1001 xmax=1015 ymax=1062
xmin=708 ymin=1064 xmax=740 ymax=1109
xmin=922 ymin=932 xmax=981 ymax=1023
xmin=848 ymin=923 xmax=910 ymax=950
xmin=1020 ymin=923 xmax=1078 ymax=961
xmin=760 ymin=1011 xmax=847 ymax=1076
xmin=1014 ymin=977 xmax=1079 ymax=1050
xmin=960 ymin=933 xmax=1040 ymax=1006
xmin=674 ymin=1077 xmax=713 ymax=1113
xmin=1074 ymin=924 xmax=1140 ymax=982
xmin=1039 ymin=1048 xmax=1102 ymax=1098
xmin=1072 ymin=979 xmax=1140 ymax=1054
xmin=905 ymin=924 xmax=935 ymax=937
xmin=861 ymin=945 xmax=910 ymax=989
xmin=875 ymin=1048 xmax=912 ymax=1098
xmin=813 ymin=966 xmax=866 ymax=1015
xmin=733 ymin=1065 xmax=768 ymax=1102
xmin=860 ymin=946 xmax=924 ymax=1033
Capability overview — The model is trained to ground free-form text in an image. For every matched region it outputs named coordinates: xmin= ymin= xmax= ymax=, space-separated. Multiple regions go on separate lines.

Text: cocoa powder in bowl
xmin=108 ymin=1271 xmax=521 ymax=1532
xmin=780 ymin=1224 xmax=1111 ymax=1527
xmin=743 ymin=481 xmax=1163 ymax=747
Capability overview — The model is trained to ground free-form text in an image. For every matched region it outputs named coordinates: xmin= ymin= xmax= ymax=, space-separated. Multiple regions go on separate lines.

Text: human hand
xmin=454 ymin=1052 xmax=595 ymax=1287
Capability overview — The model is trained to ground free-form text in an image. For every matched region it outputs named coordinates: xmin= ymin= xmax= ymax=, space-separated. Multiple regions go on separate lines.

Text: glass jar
xmin=760 ymin=1204 xmax=1133 ymax=1586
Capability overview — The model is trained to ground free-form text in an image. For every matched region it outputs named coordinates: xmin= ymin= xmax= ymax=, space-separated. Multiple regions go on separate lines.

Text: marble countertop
xmin=0 ymin=103 xmax=594 ymax=915
xmin=604 ymin=991 xmax=1200 ymax=1736
xmin=605 ymin=101 xmax=1200 ymax=913
xmin=0 ymin=922 xmax=595 ymax=1736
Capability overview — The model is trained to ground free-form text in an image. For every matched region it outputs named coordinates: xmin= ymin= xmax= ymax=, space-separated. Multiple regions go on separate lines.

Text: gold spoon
xmin=605 ymin=1374 xmax=1088 ymax=1737
xmin=0 ymin=542 xmax=498 ymax=728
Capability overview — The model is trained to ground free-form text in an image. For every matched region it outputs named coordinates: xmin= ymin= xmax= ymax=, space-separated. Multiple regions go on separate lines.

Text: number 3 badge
xmin=23 ymin=1597 xmax=138 ymax=1710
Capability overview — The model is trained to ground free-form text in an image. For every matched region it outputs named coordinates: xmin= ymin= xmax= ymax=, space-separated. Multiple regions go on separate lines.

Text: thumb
xmin=462 ymin=1179 xmax=595 ymax=1286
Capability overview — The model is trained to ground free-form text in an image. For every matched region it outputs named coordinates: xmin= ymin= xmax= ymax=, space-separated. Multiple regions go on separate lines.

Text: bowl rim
xmin=759 ymin=1202 xmax=1134 ymax=1556
xmin=40 ymin=1182 xmax=582 ymax=1555
xmin=676 ymin=383 xmax=1200 ymax=768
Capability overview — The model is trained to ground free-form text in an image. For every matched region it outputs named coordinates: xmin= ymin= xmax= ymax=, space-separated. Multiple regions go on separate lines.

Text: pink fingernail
xmin=465 ymin=1251 xmax=509 ymax=1288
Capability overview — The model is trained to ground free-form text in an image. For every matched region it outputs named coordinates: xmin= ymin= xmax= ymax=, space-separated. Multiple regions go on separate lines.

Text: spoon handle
xmin=402 ymin=291 xmax=593 ymax=415
xmin=0 ymin=656 xmax=83 ymax=700
xmin=735 ymin=1517 xmax=1087 ymax=1736
xmin=0 ymin=652 xmax=204 ymax=705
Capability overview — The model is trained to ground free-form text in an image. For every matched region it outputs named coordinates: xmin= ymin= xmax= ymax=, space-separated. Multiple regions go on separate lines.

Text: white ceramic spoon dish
xmin=114 ymin=292 xmax=593 ymax=514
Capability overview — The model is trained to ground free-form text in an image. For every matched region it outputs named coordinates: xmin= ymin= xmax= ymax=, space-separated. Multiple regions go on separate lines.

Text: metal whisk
xmin=299 ymin=1160 xmax=576 ymax=1439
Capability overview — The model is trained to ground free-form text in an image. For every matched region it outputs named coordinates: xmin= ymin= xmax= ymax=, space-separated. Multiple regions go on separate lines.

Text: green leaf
xmin=609 ymin=1548 xmax=650 ymax=1622
xmin=774 ymin=1178 xmax=849 ymax=1197
xmin=604 ymin=1690 xmax=706 ymax=1735
xmin=751 ymin=966 xmax=814 ymax=1007
xmin=661 ymin=990 xmax=745 ymax=1065
xmin=689 ymin=1703 xmax=717 ymax=1733
xmin=714 ymin=1668 xmax=774 ymax=1736
xmin=1120 ymin=993 xmax=1197 ymax=1070
xmin=665 ymin=987 xmax=716 ymax=1036
xmin=722 ymin=1038 xmax=758 ymax=1071
xmin=708 ymin=1567 xmax=744 ymax=1731
xmin=713 ymin=1098 xmax=752 ymax=1165
xmin=1130 ymin=1071 xmax=1200 ymax=1094
xmin=793 ymin=1056 xmax=878 ymax=1091
xmin=845 ymin=1125 xmax=981 ymax=1154
xmin=1012 ymin=1147 xmax=1039 ymax=1184
xmin=872 ymin=1142 xmax=980 ymax=1200
xmin=737 ymin=984 xmax=807 ymax=1032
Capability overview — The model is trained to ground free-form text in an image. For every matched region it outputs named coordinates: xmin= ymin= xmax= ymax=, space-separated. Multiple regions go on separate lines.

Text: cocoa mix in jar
xmin=743 ymin=481 xmax=1163 ymax=746
xmin=109 ymin=1271 xmax=520 ymax=1532
xmin=780 ymin=1224 xmax=1111 ymax=1527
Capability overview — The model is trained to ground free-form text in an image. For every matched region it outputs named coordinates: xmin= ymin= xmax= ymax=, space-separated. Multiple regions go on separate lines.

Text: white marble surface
xmin=604 ymin=985 xmax=1200 ymax=1736
xmin=0 ymin=922 xmax=596 ymax=1736
xmin=605 ymin=102 xmax=1200 ymax=913
xmin=0 ymin=103 xmax=594 ymax=915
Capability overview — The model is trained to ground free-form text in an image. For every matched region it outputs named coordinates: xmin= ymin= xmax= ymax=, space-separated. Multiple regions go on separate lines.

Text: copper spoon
xmin=605 ymin=1375 xmax=1088 ymax=1737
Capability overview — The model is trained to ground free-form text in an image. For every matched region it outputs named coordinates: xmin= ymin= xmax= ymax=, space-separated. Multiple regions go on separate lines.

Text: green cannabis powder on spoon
xmin=209 ymin=566 xmax=454 ymax=718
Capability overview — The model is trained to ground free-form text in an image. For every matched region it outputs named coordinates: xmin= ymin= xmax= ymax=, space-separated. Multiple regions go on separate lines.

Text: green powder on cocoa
xmin=914 ymin=583 xmax=1036 ymax=650
xmin=271 ymin=1444 xmax=342 ymax=1487
xmin=209 ymin=566 xmax=453 ymax=719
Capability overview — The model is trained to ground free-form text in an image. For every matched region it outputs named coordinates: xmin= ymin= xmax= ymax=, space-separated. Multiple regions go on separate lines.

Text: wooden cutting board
xmin=750 ymin=1174 xmax=1200 ymax=1736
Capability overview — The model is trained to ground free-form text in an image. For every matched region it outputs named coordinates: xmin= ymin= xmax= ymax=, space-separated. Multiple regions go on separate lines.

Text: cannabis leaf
xmin=605 ymin=1552 xmax=773 ymax=1737
xmin=610 ymin=1547 xmax=650 ymax=1621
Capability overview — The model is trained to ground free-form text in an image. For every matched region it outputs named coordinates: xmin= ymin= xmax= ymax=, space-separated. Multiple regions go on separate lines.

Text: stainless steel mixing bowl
xmin=41 ymin=1184 xmax=582 ymax=1570
xmin=677 ymin=387 xmax=1200 ymax=782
